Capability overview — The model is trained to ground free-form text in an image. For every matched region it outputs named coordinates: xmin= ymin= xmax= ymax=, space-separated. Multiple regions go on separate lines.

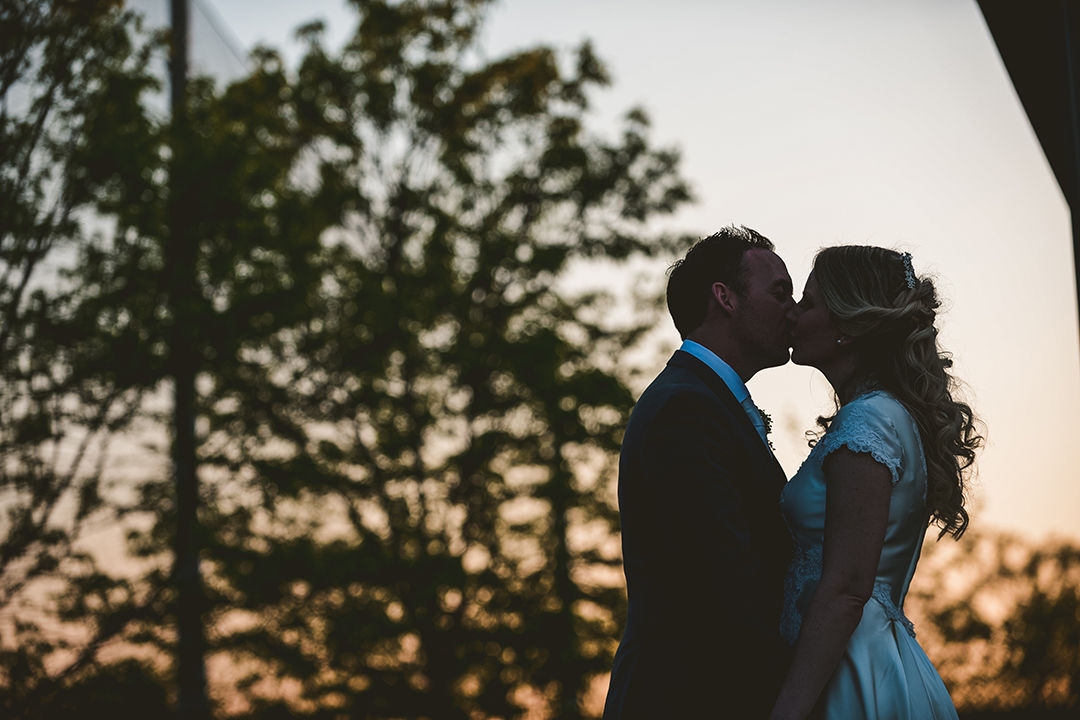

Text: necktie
xmin=740 ymin=396 xmax=771 ymax=451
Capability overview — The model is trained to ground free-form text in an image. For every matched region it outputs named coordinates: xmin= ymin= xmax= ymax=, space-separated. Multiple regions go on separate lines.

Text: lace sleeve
xmin=817 ymin=393 xmax=905 ymax=486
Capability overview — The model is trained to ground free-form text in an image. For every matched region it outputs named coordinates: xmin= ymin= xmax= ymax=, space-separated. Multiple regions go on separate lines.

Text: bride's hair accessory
xmin=901 ymin=252 xmax=916 ymax=289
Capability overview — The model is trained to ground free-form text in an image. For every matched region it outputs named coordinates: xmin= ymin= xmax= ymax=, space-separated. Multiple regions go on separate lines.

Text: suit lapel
xmin=667 ymin=350 xmax=787 ymax=490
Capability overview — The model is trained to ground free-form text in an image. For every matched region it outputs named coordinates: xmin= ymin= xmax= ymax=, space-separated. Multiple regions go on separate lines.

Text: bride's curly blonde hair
xmin=813 ymin=246 xmax=982 ymax=539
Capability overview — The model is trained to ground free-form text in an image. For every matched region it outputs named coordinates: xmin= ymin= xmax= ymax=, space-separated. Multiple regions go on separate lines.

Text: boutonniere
xmin=758 ymin=406 xmax=775 ymax=450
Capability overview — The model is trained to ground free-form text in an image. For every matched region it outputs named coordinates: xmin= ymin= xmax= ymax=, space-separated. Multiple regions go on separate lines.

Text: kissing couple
xmin=601 ymin=226 xmax=981 ymax=720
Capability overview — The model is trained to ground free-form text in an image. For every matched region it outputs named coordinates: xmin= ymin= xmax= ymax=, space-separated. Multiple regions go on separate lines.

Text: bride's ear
xmin=836 ymin=335 xmax=854 ymax=347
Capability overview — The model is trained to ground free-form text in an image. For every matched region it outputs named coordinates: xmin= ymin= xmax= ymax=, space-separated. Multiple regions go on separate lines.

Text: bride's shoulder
xmin=827 ymin=391 xmax=912 ymax=444
xmin=838 ymin=390 xmax=908 ymax=423
xmin=820 ymin=391 xmax=912 ymax=484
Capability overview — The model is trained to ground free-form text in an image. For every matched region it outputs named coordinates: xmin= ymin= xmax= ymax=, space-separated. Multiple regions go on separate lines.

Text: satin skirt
xmin=823 ymin=598 xmax=958 ymax=720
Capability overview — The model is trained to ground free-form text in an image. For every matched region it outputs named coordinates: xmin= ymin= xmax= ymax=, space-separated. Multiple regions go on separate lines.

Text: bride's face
xmin=790 ymin=273 xmax=842 ymax=369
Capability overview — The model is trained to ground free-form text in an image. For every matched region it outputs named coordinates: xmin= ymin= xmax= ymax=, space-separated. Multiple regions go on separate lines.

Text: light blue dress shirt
xmin=679 ymin=339 xmax=770 ymax=449
xmin=679 ymin=340 xmax=750 ymax=403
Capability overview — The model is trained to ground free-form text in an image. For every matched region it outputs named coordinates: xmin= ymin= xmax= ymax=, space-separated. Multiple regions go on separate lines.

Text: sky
xmin=168 ymin=0 xmax=1080 ymax=543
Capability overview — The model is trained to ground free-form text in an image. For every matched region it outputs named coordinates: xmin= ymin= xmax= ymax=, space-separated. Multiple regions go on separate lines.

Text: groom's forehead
xmin=744 ymin=249 xmax=792 ymax=288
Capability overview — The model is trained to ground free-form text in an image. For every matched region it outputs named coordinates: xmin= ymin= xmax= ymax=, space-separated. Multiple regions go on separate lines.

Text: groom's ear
xmin=711 ymin=281 xmax=739 ymax=316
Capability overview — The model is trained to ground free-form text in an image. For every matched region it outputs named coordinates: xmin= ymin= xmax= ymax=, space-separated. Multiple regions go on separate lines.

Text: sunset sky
xmin=176 ymin=0 xmax=1080 ymax=542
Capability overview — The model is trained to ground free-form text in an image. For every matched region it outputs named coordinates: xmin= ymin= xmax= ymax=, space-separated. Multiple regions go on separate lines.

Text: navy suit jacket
xmin=602 ymin=350 xmax=793 ymax=719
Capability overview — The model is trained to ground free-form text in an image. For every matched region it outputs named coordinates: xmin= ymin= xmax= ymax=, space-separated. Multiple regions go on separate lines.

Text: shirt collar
xmin=679 ymin=339 xmax=751 ymax=403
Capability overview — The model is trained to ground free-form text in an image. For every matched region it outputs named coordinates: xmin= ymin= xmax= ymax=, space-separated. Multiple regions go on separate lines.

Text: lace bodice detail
xmin=815 ymin=402 xmax=903 ymax=485
xmin=780 ymin=544 xmax=915 ymax=644
xmin=780 ymin=544 xmax=821 ymax=644
xmin=780 ymin=391 xmax=928 ymax=647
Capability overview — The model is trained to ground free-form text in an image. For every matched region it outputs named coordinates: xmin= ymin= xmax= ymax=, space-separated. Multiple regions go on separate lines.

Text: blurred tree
xmin=1 ymin=0 xmax=362 ymax=714
xmin=0 ymin=1 xmax=177 ymax=714
xmin=908 ymin=530 xmax=1080 ymax=716
xmin=183 ymin=1 xmax=691 ymax=717
xmin=6 ymin=0 xmax=692 ymax=718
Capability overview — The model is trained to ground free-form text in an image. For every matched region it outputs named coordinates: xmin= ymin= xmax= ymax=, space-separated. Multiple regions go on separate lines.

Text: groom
xmin=602 ymin=226 xmax=797 ymax=719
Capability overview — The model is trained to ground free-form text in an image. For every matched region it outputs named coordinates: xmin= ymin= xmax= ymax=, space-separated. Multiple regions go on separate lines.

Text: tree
xmin=5 ymin=0 xmax=693 ymax=717
xmin=183 ymin=1 xmax=691 ymax=716
xmin=0 ymin=1 xmax=174 ymax=713
xmin=907 ymin=530 xmax=1080 ymax=715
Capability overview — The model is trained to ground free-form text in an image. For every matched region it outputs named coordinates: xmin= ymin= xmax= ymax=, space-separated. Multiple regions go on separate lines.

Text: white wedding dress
xmin=780 ymin=391 xmax=958 ymax=720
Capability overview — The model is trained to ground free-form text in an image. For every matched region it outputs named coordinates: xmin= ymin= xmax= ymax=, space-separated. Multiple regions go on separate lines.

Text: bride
xmin=770 ymin=246 xmax=982 ymax=720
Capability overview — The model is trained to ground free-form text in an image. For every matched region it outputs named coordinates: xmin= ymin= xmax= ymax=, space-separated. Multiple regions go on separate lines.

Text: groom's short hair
xmin=666 ymin=225 xmax=775 ymax=339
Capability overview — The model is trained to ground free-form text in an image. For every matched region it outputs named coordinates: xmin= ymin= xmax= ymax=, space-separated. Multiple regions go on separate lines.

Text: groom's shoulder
xmin=624 ymin=356 xmax=744 ymax=454
xmin=644 ymin=352 xmax=709 ymax=393
xmin=633 ymin=353 xmax=719 ymax=414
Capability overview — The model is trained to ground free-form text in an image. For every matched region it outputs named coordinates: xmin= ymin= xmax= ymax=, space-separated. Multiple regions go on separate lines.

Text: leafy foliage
xmin=176 ymin=2 xmax=691 ymax=716
xmin=908 ymin=530 xmax=1080 ymax=714
xmin=4 ymin=0 xmax=692 ymax=717
xmin=0 ymin=1 xmax=174 ymax=713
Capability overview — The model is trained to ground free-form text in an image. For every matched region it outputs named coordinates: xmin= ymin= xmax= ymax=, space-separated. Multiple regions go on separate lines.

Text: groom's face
xmin=732 ymin=249 xmax=796 ymax=370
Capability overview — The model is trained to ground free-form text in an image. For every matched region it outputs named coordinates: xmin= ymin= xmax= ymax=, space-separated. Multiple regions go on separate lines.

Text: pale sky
xmin=182 ymin=0 xmax=1080 ymax=543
